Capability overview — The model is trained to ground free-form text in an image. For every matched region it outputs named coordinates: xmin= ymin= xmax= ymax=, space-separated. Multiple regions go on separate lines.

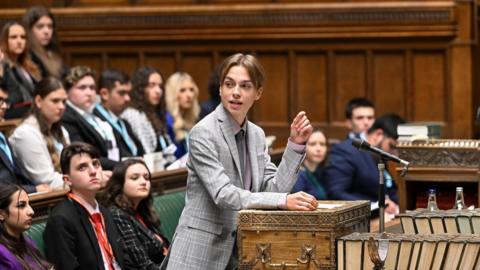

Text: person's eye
xmin=224 ymin=81 xmax=235 ymax=88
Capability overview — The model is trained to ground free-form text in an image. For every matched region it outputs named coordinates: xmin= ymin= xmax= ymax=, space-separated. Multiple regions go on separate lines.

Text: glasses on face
xmin=0 ymin=97 xmax=11 ymax=108
xmin=222 ymin=79 xmax=255 ymax=92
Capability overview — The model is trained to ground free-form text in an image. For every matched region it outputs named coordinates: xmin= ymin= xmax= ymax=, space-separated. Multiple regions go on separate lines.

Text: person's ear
xmin=34 ymin=95 xmax=42 ymax=109
xmin=99 ymin=88 xmax=110 ymax=102
xmin=63 ymin=175 xmax=72 ymax=188
xmin=0 ymin=210 xmax=7 ymax=221
xmin=254 ymin=87 xmax=263 ymax=101
xmin=346 ymin=119 xmax=353 ymax=130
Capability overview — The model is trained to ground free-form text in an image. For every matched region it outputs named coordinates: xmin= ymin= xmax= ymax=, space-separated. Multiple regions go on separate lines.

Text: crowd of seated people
xmin=0 ymin=4 xmax=414 ymax=269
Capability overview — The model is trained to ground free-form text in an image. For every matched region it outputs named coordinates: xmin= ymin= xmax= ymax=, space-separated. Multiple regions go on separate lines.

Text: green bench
xmin=25 ymin=190 xmax=186 ymax=254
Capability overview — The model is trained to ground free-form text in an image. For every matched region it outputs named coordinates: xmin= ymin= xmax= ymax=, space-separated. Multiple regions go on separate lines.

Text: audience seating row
xmin=26 ymin=190 xmax=187 ymax=255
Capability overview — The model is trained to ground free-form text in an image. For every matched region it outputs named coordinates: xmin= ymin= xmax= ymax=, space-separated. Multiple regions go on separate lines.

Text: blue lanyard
xmin=95 ymin=104 xmax=138 ymax=156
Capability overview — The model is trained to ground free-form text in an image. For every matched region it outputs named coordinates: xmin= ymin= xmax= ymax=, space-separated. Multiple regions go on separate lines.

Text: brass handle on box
xmin=297 ymin=244 xmax=320 ymax=267
xmin=251 ymin=243 xmax=320 ymax=269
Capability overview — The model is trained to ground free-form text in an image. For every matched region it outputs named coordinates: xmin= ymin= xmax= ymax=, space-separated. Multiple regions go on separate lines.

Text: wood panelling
xmin=332 ymin=53 xmax=366 ymax=122
xmin=0 ymin=1 xmax=475 ymax=143
xmin=373 ymin=52 xmax=406 ymax=119
xmin=181 ymin=54 xmax=213 ymax=102
xmin=296 ymin=53 xmax=328 ymax=124
xmin=143 ymin=53 xmax=177 ymax=80
xmin=255 ymin=53 xmax=289 ymax=124
xmin=412 ymin=52 xmax=445 ymax=122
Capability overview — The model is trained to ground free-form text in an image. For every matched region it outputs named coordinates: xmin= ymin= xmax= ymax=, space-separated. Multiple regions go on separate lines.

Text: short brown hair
xmin=219 ymin=53 xmax=265 ymax=90
xmin=63 ymin=66 xmax=96 ymax=91
xmin=60 ymin=142 xmax=100 ymax=174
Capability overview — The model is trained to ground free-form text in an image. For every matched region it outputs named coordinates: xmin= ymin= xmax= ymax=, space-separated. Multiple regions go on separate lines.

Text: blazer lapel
xmin=216 ymin=106 xmax=244 ymax=187
xmin=71 ymin=200 xmax=105 ymax=269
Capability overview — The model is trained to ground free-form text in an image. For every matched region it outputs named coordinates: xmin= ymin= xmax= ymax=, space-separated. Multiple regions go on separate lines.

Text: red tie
xmin=90 ymin=213 xmax=115 ymax=270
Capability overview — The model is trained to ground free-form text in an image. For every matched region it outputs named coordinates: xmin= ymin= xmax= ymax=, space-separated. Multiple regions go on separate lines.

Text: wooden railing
xmin=29 ymin=147 xmax=285 ymax=221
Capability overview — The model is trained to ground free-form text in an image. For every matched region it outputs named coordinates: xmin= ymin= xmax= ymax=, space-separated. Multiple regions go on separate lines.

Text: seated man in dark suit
xmin=0 ymin=79 xmax=50 ymax=193
xmin=94 ymin=68 xmax=144 ymax=158
xmin=325 ymin=114 xmax=405 ymax=215
xmin=44 ymin=142 xmax=124 ymax=270
xmin=61 ymin=66 xmax=119 ymax=170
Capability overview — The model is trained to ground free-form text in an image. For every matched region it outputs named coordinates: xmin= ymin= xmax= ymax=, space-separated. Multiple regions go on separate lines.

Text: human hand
xmin=289 ymin=111 xmax=313 ymax=145
xmin=286 ymin=191 xmax=318 ymax=211
xmin=385 ymin=198 xmax=399 ymax=215
xmin=35 ymin=184 xmax=52 ymax=193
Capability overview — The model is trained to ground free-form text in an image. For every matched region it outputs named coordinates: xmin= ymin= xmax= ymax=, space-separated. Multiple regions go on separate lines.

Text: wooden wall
xmin=0 ymin=1 xmax=476 ymax=146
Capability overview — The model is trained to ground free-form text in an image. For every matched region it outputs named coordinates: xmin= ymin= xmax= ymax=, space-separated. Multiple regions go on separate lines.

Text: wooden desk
xmin=396 ymin=140 xmax=480 ymax=212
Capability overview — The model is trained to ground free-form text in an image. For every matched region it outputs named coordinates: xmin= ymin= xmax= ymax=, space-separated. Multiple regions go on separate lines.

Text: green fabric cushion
xmin=153 ymin=191 xmax=186 ymax=242
xmin=24 ymin=190 xmax=186 ymax=255
xmin=25 ymin=222 xmax=47 ymax=256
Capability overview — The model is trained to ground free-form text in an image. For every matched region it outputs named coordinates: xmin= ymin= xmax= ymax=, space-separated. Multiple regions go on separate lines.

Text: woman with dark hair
xmin=103 ymin=159 xmax=169 ymax=269
xmin=9 ymin=76 xmax=69 ymax=189
xmin=291 ymin=129 xmax=329 ymax=199
xmin=121 ymin=66 xmax=177 ymax=166
xmin=0 ymin=183 xmax=53 ymax=269
xmin=22 ymin=5 xmax=65 ymax=79
xmin=1 ymin=21 xmax=41 ymax=119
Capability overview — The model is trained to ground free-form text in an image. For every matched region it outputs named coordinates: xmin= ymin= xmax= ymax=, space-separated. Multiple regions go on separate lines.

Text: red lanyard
xmin=68 ymin=193 xmax=116 ymax=270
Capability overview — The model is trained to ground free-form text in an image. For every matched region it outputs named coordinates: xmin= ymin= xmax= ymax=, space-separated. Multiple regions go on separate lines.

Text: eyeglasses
xmin=222 ymin=79 xmax=255 ymax=92
xmin=0 ymin=98 xmax=10 ymax=108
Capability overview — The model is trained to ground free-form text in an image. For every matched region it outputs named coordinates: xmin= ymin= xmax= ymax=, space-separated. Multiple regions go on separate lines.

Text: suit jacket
xmin=110 ymin=206 xmax=168 ymax=270
xmin=93 ymin=107 xmax=145 ymax=158
xmin=163 ymin=105 xmax=305 ymax=270
xmin=0 ymin=133 xmax=36 ymax=193
xmin=2 ymin=62 xmax=37 ymax=119
xmin=44 ymin=198 xmax=125 ymax=270
xmin=62 ymin=104 xmax=117 ymax=170
xmin=324 ymin=139 xmax=398 ymax=202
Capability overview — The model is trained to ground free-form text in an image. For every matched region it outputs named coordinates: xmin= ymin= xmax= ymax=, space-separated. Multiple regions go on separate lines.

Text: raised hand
xmin=289 ymin=111 xmax=313 ymax=145
xmin=286 ymin=191 xmax=318 ymax=211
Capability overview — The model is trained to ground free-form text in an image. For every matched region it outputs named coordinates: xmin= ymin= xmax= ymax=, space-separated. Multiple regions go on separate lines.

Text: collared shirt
xmin=70 ymin=193 xmax=121 ymax=270
xmin=67 ymin=101 xmax=120 ymax=161
xmin=224 ymin=113 xmax=306 ymax=208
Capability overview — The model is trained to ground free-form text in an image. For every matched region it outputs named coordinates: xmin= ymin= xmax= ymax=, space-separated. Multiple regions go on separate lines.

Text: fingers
xmin=286 ymin=192 xmax=318 ymax=211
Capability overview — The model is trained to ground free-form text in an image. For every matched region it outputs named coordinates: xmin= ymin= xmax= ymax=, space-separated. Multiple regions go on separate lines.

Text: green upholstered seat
xmin=25 ymin=222 xmax=47 ymax=256
xmin=153 ymin=191 xmax=186 ymax=242
xmin=24 ymin=190 xmax=186 ymax=255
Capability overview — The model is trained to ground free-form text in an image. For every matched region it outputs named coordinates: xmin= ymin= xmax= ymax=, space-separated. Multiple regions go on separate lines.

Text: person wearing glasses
xmin=9 ymin=77 xmax=68 ymax=190
xmin=0 ymin=79 xmax=48 ymax=193
xmin=162 ymin=53 xmax=317 ymax=270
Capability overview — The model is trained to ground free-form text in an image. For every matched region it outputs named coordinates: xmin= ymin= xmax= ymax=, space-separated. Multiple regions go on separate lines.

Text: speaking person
xmin=162 ymin=53 xmax=317 ymax=270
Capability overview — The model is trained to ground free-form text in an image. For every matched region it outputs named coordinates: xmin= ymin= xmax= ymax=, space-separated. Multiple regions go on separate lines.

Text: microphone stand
xmin=377 ymin=159 xmax=386 ymax=234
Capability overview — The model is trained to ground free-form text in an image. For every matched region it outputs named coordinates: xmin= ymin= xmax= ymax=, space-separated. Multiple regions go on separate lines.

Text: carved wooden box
xmin=237 ymin=200 xmax=370 ymax=270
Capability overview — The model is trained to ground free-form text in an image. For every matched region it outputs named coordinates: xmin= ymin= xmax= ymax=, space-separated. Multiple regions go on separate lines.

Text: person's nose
xmin=27 ymin=205 xmax=34 ymax=217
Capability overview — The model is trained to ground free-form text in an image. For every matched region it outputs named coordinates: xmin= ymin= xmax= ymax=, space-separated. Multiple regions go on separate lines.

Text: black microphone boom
xmin=351 ymin=138 xmax=409 ymax=167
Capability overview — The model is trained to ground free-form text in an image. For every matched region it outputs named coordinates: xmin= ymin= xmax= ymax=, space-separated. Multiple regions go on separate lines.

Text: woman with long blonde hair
xmin=164 ymin=72 xmax=200 ymax=157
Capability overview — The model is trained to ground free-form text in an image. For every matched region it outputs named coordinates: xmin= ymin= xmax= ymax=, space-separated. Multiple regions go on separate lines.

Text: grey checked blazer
xmin=162 ymin=105 xmax=305 ymax=270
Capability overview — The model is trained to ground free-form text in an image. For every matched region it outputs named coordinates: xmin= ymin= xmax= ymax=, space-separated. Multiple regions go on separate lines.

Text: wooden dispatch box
xmin=237 ymin=200 xmax=370 ymax=270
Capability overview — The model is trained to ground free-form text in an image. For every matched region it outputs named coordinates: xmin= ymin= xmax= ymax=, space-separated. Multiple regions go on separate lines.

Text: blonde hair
xmin=165 ymin=72 xmax=200 ymax=141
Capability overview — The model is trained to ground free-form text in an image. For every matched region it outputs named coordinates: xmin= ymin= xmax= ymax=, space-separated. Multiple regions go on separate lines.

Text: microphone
xmin=351 ymin=138 xmax=409 ymax=167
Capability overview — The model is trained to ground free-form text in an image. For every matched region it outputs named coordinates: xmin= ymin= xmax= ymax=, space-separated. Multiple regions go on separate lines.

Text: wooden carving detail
xmin=397 ymin=140 xmax=480 ymax=167
xmin=54 ymin=10 xmax=452 ymax=28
